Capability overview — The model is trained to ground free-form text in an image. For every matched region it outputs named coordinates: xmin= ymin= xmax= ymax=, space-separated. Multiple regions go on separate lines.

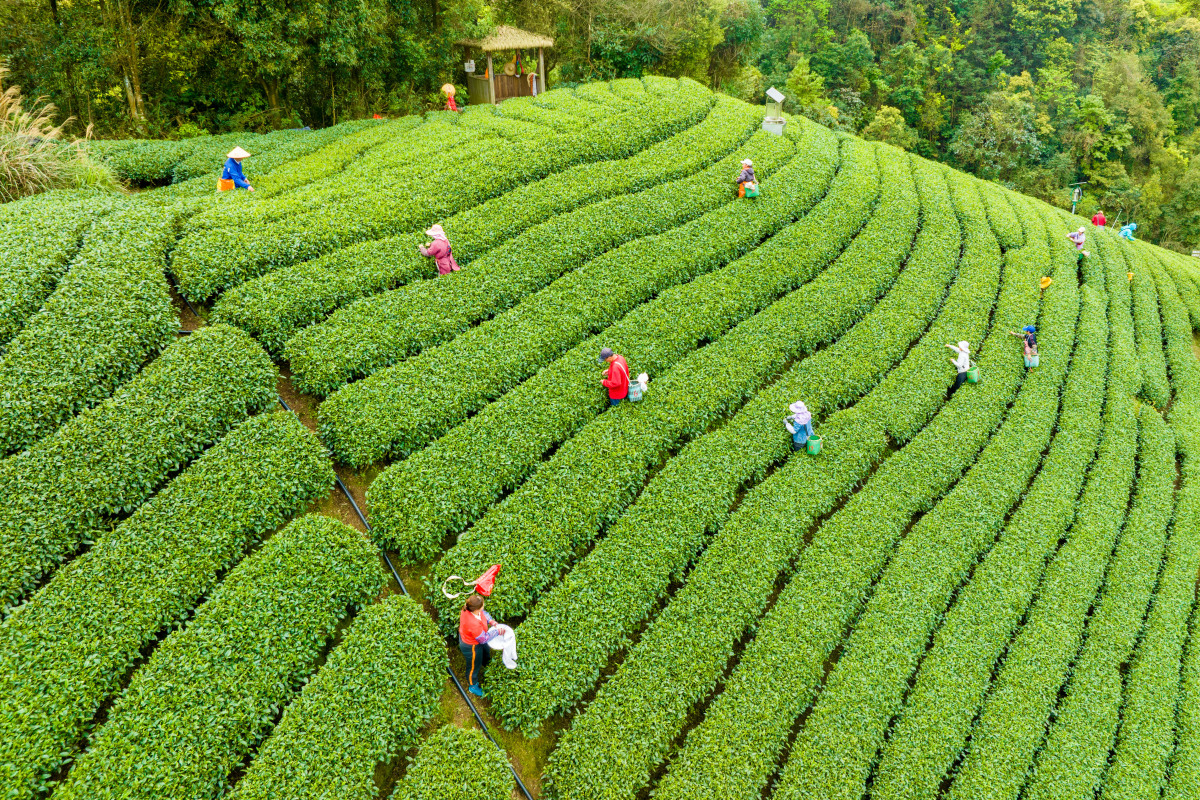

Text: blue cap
xmin=1023 ymin=325 xmax=1036 ymax=333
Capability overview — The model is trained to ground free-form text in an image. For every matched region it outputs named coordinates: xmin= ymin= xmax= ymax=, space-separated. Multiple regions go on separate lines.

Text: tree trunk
xmin=262 ymin=77 xmax=282 ymax=126
xmin=118 ymin=0 xmax=145 ymax=119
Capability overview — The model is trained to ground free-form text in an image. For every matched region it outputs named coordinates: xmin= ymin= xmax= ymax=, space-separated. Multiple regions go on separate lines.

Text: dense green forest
xmin=2 ymin=0 xmax=1198 ymax=249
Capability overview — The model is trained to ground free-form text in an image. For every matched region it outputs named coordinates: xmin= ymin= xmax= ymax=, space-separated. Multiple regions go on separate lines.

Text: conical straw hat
xmin=227 ymin=146 xmax=251 ymax=159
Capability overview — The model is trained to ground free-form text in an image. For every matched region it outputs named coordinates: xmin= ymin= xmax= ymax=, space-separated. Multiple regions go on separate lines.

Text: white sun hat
xmin=958 ymin=341 xmax=970 ymax=351
xmin=425 ymin=224 xmax=446 ymax=238
xmin=227 ymin=146 xmax=251 ymax=159
xmin=741 ymin=158 xmax=753 ymax=166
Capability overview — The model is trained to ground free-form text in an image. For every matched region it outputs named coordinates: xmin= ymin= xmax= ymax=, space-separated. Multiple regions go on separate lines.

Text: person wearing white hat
xmin=946 ymin=340 xmax=972 ymax=395
xmin=784 ymin=400 xmax=814 ymax=451
xmin=736 ymin=158 xmax=757 ymax=198
xmin=218 ymin=147 xmax=254 ymax=192
xmin=1066 ymin=226 xmax=1089 ymax=261
xmin=418 ymin=224 xmax=460 ymax=275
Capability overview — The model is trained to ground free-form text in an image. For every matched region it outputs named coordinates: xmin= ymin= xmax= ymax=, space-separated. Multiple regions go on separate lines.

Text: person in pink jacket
xmin=418 ymin=224 xmax=460 ymax=275
xmin=599 ymin=346 xmax=629 ymax=405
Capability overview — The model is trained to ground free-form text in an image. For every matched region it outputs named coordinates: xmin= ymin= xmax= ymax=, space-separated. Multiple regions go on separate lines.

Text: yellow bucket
xmin=1128 ymin=272 xmax=1134 ymax=282
xmin=1039 ymin=277 xmax=1052 ymax=290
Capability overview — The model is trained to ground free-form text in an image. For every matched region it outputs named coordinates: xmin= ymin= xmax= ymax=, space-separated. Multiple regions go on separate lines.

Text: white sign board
xmin=766 ymin=87 xmax=785 ymax=103
xmin=464 ymin=60 xmax=475 ymax=74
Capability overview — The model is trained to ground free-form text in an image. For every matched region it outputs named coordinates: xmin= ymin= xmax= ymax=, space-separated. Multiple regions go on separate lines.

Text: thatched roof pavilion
xmin=457 ymin=26 xmax=555 ymax=104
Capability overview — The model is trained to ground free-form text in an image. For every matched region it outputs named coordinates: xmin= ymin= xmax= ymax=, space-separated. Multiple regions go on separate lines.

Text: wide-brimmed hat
xmin=425 ymin=224 xmax=446 ymax=238
xmin=741 ymin=158 xmax=753 ymax=167
xmin=788 ymin=401 xmax=808 ymax=414
xmin=227 ymin=146 xmax=251 ymax=159
xmin=441 ymin=83 xmax=456 ymax=95
xmin=958 ymin=341 xmax=970 ymax=351
xmin=1077 ymin=226 xmax=1086 ymax=233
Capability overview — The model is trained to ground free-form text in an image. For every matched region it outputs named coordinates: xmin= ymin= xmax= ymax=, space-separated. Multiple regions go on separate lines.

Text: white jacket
xmin=950 ymin=346 xmax=970 ymax=373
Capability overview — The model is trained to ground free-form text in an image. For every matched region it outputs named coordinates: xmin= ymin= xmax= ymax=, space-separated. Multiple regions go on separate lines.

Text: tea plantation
xmin=3 ymin=76 xmax=1200 ymax=800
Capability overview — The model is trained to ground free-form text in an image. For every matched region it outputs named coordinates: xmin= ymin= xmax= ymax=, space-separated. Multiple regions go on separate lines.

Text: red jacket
xmin=419 ymin=238 xmax=460 ymax=275
xmin=602 ymin=355 xmax=630 ymax=399
xmin=1092 ymin=212 xmax=1106 ymax=227
xmin=446 ymin=96 xmax=458 ymax=112
xmin=459 ymin=608 xmax=497 ymax=645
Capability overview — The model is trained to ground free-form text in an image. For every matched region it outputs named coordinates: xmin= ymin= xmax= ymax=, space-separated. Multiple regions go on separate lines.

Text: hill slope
xmin=2 ymin=77 xmax=1200 ymax=800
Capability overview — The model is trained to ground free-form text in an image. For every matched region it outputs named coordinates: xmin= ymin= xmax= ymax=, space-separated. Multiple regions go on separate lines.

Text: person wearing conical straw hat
xmin=418 ymin=224 xmax=460 ymax=275
xmin=218 ymin=147 xmax=254 ymax=192
xmin=442 ymin=83 xmax=458 ymax=112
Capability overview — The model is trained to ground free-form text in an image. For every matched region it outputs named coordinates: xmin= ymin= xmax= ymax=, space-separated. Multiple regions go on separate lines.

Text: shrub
xmin=484 ymin=155 xmax=958 ymax=734
xmin=541 ymin=166 xmax=1018 ymax=800
xmin=0 ymin=412 xmax=334 ymax=800
xmin=0 ymin=324 xmax=277 ymax=611
xmin=0 ymin=191 xmax=120 ymax=347
xmin=313 ymin=129 xmax=800 ymax=460
xmin=231 ymin=595 xmax=446 ymax=800
xmin=368 ymin=117 xmax=844 ymax=564
xmin=53 ymin=514 xmax=385 ymax=800
xmin=870 ymin=207 xmax=1109 ymax=800
xmin=389 ymin=727 xmax=513 ymax=800
xmin=0 ymin=201 xmax=182 ymax=454
xmin=946 ymin=234 xmax=1143 ymax=800
xmin=420 ymin=140 xmax=916 ymax=636
xmin=212 ymin=97 xmax=761 ymax=356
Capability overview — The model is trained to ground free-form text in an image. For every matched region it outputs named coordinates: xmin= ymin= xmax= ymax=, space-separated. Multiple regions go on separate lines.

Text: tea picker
xmin=418 ymin=224 xmax=460 ymax=275
xmin=599 ymin=347 xmax=630 ymax=406
xmin=1010 ymin=325 xmax=1038 ymax=368
xmin=1120 ymin=222 xmax=1137 ymax=241
xmin=785 ymin=400 xmax=821 ymax=454
xmin=1066 ymin=227 xmax=1089 ymax=262
xmin=218 ymin=147 xmax=254 ymax=192
xmin=946 ymin=340 xmax=976 ymax=394
xmin=736 ymin=158 xmax=759 ymax=198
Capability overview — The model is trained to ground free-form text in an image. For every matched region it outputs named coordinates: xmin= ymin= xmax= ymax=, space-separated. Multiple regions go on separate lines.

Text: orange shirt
xmin=459 ymin=608 xmax=496 ymax=644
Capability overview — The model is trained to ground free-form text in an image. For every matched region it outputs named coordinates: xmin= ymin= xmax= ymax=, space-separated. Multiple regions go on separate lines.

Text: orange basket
xmin=217 ymin=178 xmax=235 ymax=192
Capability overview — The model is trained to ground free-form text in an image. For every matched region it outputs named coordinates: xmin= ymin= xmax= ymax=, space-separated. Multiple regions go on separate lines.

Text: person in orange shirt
xmin=459 ymin=594 xmax=500 ymax=697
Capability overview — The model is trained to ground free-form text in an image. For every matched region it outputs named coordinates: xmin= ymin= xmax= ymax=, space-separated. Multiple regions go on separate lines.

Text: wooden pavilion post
xmin=538 ymin=48 xmax=545 ymax=94
xmin=486 ymin=53 xmax=496 ymax=104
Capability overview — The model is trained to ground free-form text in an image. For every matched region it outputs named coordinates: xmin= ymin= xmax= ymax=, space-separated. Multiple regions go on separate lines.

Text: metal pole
xmin=487 ymin=54 xmax=496 ymax=105
xmin=279 ymin=389 xmax=535 ymax=800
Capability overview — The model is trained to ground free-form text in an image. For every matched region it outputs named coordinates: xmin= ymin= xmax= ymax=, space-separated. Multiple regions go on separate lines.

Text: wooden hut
xmin=457 ymin=25 xmax=554 ymax=105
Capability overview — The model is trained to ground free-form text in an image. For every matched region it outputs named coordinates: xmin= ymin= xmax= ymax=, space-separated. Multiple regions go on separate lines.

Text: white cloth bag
xmin=488 ymin=624 xmax=518 ymax=669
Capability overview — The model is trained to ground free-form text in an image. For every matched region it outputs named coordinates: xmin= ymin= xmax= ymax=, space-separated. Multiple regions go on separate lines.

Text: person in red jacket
xmin=599 ymin=347 xmax=629 ymax=405
xmin=459 ymin=594 xmax=500 ymax=697
xmin=1092 ymin=209 xmax=1106 ymax=227
xmin=418 ymin=224 xmax=460 ymax=275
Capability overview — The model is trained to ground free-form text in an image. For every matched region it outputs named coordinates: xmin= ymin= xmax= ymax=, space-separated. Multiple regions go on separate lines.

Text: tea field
xmin=3 ymin=76 xmax=1200 ymax=800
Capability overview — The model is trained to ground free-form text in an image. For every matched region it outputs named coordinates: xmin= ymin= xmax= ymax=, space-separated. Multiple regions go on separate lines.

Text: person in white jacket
xmin=946 ymin=340 xmax=972 ymax=395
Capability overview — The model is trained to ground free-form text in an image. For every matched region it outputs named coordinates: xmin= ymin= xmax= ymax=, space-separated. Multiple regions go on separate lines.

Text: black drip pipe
xmin=275 ymin=396 xmax=534 ymax=800
xmin=165 ymin=270 xmax=202 ymax=320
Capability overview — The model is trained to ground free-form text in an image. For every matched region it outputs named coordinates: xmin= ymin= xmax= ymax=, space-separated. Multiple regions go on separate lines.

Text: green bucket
xmin=966 ymin=361 xmax=980 ymax=383
xmin=806 ymin=434 xmax=822 ymax=455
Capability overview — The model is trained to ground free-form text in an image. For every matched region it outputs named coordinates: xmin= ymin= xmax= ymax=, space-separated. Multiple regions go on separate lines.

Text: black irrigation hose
xmin=165 ymin=270 xmax=202 ymax=320
xmin=275 ymin=395 xmax=535 ymax=800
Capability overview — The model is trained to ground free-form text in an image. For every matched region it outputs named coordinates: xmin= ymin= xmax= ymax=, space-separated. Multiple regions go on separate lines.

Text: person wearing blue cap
xmin=1010 ymin=325 xmax=1038 ymax=368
